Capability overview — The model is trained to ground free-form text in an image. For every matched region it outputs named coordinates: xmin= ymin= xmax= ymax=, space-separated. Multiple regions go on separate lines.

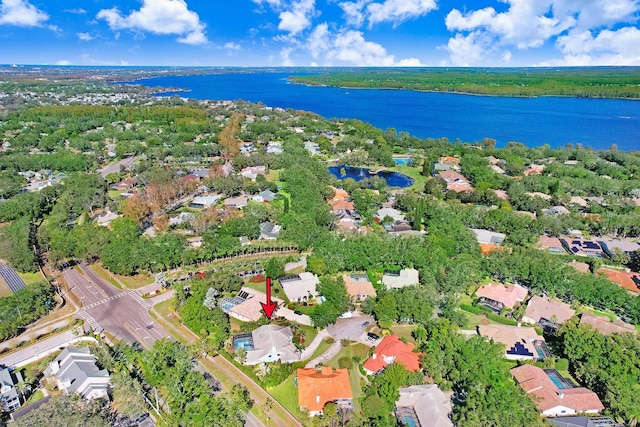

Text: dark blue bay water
xmin=135 ymin=72 xmax=640 ymax=151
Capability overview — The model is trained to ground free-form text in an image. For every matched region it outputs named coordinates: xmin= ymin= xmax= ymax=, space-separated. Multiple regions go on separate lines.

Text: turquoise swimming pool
xmin=394 ymin=157 xmax=410 ymax=165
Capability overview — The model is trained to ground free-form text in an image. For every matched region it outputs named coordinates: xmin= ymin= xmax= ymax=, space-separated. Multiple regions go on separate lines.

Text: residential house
xmin=524 ymin=164 xmax=546 ymax=175
xmin=279 ymin=272 xmax=320 ymax=302
xmin=234 ymin=324 xmax=299 ymax=365
xmin=536 ymin=236 xmax=567 ymax=255
xmin=579 ymin=312 xmax=637 ymax=335
xmin=44 ymin=347 xmax=110 ymax=400
xmin=189 ymin=195 xmax=222 ymax=209
xmin=220 ymin=287 xmax=283 ymax=323
xmin=434 ymin=156 xmax=461 ymax=172
xmin=342 ymin=273 xmax=376 ymax=301
xmin=438 ymin=170 xmax=473 ymax=193
xmin=569 ymin=196 xmax=588 ymax=208
xmin=186 ymin=237 xmax=203 ymax=249
xmin=597 ymin=268 xmax=640 ymax=294
xmin=543 ymin=206 xmax=571 ymax=215
xmin=375 ymin=207 xmax=405 ymax=223
xmin=95 ymin=210 xmax=121 ymax=227
xmin=224 ymin=194 xmax=248 ymax=209
xmin=567 ymin=261 xmax=590 ymax=274
xmin=522 ymin=296 xmax=575 ymax=331
xmin=511 ymin=364 xmax=604 ymax=417
xmin=363 ymin=335 xmax=421 ymax=375
xmin=560 ymin=238 xmax=605 ymax=258
xmin=266 ymin=142 xmax=283 ymax=154
xmin=395 ymin=384 xmax=453 ymax=427
xmin=474 ymin=283 xmax=528 ymax=312
xmin=169 ymin=212 xmax=195 ymax=226
xmin=297 ymin=366 xmax=353 ymax=417
xmin=240 ymin=143 xmax=257 ymax=155
xmin=114 ymin=177 xmax=136 ymax=191
xmin=259 ymin=222 xmax=281 ymax=240
xmin=0 ymin=367 xmax=22 ymax=412
xmin=240 ymin=166 xmax=267 ymax=180
xmin=252 ymin=189 xmax=277 ymax=202
xmin=477 ymin=324 xmax=549 ymax=361
xmin=598 ymin=239 xmax=640 ymax=256
xmin=548 ymin=416 xmax=623 ymax=427
xmin=382 ymin=268 xmax=420 ymax=290
xmin=304 ymin=141 xmax=321 ymax=156
xmin=472 ymin=228 xmax=507 ymax=255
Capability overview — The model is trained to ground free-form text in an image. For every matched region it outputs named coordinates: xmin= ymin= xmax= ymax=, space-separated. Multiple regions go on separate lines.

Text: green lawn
xmin=583 ymin=306 xmax=617 ymax=322
xmin=390 ymin=324 xmax=418 ymax=343
xmin=267 ymin=374 xmax=311 ymax=426
xmin=390 ymin=164 xmax=428 ymax=191
xmin=89 ymin=264 xmax=123 ymax=289
xmin=307 ymin=338 xmax=332 ymax=362
xmin=25 ymin=389 xmax=45 ymax=405
xmin=298 ymin=325 xmax=318 ymax=348
xmin=17 ymin=271 xmax=46 ymax=286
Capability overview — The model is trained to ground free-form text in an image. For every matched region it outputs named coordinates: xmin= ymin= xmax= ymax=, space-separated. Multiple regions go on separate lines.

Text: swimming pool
xmin=401 ymin=416 xmax=418 ymax=427
xmin=393 ymin=157 xmax=410 ymax=165
xmin=233 ymin=334 xmax=255 ymax=351
xmin=545 ymin=369 xmax=574 ymax=389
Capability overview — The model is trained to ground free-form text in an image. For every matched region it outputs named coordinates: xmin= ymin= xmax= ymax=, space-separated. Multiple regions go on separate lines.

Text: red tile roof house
xmin=511 ymin=364 xmax=604 ymax=417
xmin=438 ymin=170 xmax=473 ymax=193
xmin=363 ymin=335 xmax=421 ymax=375
xmin=297 ymin=366 xmax=353 ymax=417
xmin=597 ymin=268 xmax=640 ymax=294
xmin=474 ymin=283 xmax=529 ymax=312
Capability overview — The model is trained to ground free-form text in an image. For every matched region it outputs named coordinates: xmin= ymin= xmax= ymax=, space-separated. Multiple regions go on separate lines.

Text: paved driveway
xmin=327 ymin=314 xmax=375 ymax=341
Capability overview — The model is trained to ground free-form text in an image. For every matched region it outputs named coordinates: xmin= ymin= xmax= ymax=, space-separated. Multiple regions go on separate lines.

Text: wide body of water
xmin=329 ymin=165 xmax=414 ymax=188
xmin=134 ymin=72 xmax=640 ymax=151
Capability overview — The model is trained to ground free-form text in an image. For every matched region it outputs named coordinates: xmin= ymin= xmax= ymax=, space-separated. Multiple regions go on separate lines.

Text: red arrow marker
xmin=261 ymin=277 xmax=277 ymax=319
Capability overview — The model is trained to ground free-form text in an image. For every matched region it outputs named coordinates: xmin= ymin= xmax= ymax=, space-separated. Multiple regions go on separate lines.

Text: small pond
xmin=329 ymin=165 xmax=414 ymax=188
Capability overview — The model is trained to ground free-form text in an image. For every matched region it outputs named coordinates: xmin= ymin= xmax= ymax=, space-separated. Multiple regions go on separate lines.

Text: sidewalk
xmin=304 ymin=340 xmax=342 ymax=368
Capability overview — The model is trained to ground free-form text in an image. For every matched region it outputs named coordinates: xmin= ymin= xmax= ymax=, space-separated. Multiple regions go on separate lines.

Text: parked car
xmin=293 ymin=310 xmax=303 ymax=315
xmin=361 ymin=321 xmax=370 ymax=328
xmin=367 ymin=332 xmax=380 ymax=342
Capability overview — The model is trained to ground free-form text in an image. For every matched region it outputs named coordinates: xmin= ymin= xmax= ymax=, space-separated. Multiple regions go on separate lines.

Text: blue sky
xmin=0 ymin=0 xmax=639 ymax=66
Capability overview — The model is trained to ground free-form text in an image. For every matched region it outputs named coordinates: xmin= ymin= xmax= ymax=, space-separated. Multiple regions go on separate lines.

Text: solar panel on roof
xmin=572 ymin=240 xmax=581 ymax=245
xmin=572 ymin=247 xmax=579 ymax=253
xmin=507 ymin=342 xmax=534 ymax=357
xmin=238 ymin=290 xmax=249 ymax=299
xmin=279 ymin=274 xmax=301 ymax=282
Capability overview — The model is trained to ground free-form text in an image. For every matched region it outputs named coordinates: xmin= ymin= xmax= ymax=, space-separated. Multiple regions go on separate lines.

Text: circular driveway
xmin=327 ymin=314 xmax=375 ymax=341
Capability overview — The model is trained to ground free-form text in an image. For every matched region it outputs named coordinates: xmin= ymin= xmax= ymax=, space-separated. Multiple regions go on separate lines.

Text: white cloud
xmin=64 ymin=8 xmax=86 ymax=15
xmin=280 ymin=47 xmax=295 ymax=65
xmin=224 ymin=42 xmax=241 ymax=51
xmin=277 ymin=0 xmax=316 ymax=35
xmin=55 ymin=59 xmax=71 ymax=65
xmin=397 ymin=57 xmax=424 ymax=66
xmin=97 ymin=0 xmax=207 ymax=45
xmin=0 ymin=0 xmax=49 ymax=27
xmin=77 ymin=32 xmax=94 ymax=41
xmin=443 ymin=0 xmax=640 ymax=65
xmin=340 ymin=0 xmax=437 ymax=28
xmin=545 ymin=26 xmax=640 ymax=65
xmin=305 ymin=23 xmax=421 ymax=66
xmin=367 ymin=0 xmax=437 ymax=27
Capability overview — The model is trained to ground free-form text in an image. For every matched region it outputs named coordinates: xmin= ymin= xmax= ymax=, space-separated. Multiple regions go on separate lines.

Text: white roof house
xmin=44 ymin=347 xmax=110 ymax=400
xmin=242 ymin=325 xmax=299 ymax=365
xmin=190 ymin=195 xmax=222 ymax=208
xmin=395 ymin=384 xmax=453 ymax=427
xmin=472 ymin=228 xmax=506 ymax=245
xmin=382 ymin=268 xmax=420 ymax=289
xmin=279 ymin=272 xmax=320 ymax=302
xmin=376 ymin=207 xmax=405 ymax=223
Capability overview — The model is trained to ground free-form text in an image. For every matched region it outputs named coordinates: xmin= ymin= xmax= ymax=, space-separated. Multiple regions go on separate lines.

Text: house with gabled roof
xmin=382 ymin=268 xmax=419 ymax=290
xmin=44 ymin=347 xmax=110 ymax=400
xmin=219 ymin=287 xmax=284 ymax=323
xmin=477 ymin=324 xmax=549 ymax=361
xmin=597 ymin=268 xmax=640 ymax=294
xmin=0 ymin=367 xmax=22 ymax=412
xmin=438 ymin=170 xmax=473 ymax=193
xmin=224 ymin=194 xmax=248 ymax=209
xmin=511 ymin=364 xmax=604 ymax=417
xmin=395 ymin=384 xmax=453 ymax=427
xmin=279 ymin=272 xmax=320 ymax=303
xmin=297 ymin=366 xmax=353 ymax=417
xmin=363 ymin=335 xmax=421 ymax=375
xmin=474 ymin=283 xmax=528 ymax=312
xmin=342 ymin=273 xmax=376 ymax=301
xmin=579 ymin=312 xmax=636 ymax=335
xmin=536 ymin=236 xmax=566 ymax=255
xmin=522 ymin=296 xmax=575 ymax=331
xmin=234 ymin=324 xmax=299 ymax=365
